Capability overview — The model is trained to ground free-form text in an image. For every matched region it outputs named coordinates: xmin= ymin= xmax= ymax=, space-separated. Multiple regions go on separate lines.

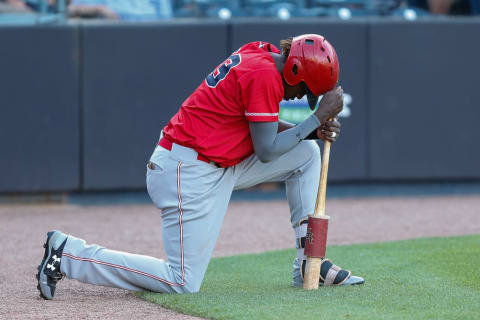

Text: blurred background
xmin=0 ymin=0 xmax=478 ymax=21
xmin=1 ymin=0 xmax=479 ymax=201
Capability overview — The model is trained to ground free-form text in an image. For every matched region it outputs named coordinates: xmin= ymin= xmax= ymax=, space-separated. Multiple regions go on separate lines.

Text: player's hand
xmin=314 ymin=86 xmax=344 ymax=124
xmin=316 ymin=118 xmax=341 ymax=143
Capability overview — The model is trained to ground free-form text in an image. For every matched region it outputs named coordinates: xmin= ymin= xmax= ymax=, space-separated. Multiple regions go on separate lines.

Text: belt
xmin=158 ymin=137 xmax=220 ymax=168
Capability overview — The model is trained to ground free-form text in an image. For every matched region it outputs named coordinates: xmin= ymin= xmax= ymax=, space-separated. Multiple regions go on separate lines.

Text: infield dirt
xmin=1 ymin=195 xmax=479 ymax=319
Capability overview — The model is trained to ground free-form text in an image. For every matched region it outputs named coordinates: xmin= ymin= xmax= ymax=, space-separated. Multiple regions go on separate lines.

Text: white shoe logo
xmin=46 ymin=255 xmax=61 ymax=271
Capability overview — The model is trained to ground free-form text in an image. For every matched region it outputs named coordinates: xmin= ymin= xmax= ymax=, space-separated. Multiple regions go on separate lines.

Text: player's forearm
xmin=6 ymin=0 xmax=32 ymax=11
xmin=68 ymin=5 xmax=118 ymax=19
xmin=279 ymin=119 xmax=319 ymax=139
xmin=249 ymin=114 xmax=320 ymax=163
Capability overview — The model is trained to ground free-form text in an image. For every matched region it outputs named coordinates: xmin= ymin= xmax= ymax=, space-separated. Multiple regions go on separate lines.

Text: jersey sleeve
xmin=238 ymin=68 xmax=283 ymax=122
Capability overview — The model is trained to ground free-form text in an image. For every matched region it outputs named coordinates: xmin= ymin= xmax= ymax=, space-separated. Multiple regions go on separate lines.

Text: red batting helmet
xmin=283 ymin=34 xmax=340 ymax=110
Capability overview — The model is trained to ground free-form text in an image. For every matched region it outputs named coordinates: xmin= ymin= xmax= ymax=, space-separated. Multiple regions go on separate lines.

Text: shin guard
xmin=304 ymin=215 xmax=329 ymax=259
xmin=299 ymin=216 xmax=354 ymax=286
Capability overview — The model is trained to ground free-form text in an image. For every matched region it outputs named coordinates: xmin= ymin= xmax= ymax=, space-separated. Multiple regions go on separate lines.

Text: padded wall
xmin=82 ymin=22 xmax=228 ymax=190
xmin=0 ymin=25 xmax=80 ymax=192
xmin=369 ymin=20 xmax=480 ymax=179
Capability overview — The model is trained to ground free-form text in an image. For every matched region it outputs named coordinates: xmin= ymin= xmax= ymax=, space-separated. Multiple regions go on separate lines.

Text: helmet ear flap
xmin=292 ymin=64 xmax=298 ymax=75
xmin=283 ymin=56 xmax=301 ymax=86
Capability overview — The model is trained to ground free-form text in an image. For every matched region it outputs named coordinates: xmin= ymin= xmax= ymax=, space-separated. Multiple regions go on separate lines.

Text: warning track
xmin=1 ymin=194 xmax=479 ymax=319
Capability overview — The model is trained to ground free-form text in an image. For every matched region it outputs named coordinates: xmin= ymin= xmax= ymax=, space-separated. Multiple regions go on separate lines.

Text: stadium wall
xmin=0 ymin=25 xmax=80 ymax=192
xmin=0 ymin=18 xmax=479 ymax=192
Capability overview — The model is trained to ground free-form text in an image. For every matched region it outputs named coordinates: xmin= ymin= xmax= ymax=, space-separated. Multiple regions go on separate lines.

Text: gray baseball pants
xmin=59 ymin=139 xmax=320 ymax=293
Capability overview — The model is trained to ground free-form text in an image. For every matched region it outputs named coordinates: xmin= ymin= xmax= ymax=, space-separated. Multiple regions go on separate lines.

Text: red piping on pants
xmin=63 ymin=161 xmax=186 ymax=288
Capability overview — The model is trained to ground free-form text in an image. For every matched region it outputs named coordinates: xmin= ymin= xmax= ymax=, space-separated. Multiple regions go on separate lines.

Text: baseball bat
xmin=303 ymin=139 xmax=331 ymax=290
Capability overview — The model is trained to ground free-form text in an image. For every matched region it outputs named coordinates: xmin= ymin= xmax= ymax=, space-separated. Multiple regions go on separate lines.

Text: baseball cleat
xmin=341 ymin=275 xmax=365 ymax=286
xmin=317 ymin=259 xmax=364 ymax=286
xmin=36 ymin=230 xmax=68 ymax=300
xmin=297 ymin=258 xmax=364 ymax=287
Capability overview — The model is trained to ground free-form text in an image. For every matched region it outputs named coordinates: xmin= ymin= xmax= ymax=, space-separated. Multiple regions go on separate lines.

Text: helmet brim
xmin=306 ymin=86 xmax=319 ymax=110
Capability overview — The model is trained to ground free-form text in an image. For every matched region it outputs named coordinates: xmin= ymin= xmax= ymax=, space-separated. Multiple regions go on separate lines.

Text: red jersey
xmin=162 ymin=41 xmax=283 ymax=167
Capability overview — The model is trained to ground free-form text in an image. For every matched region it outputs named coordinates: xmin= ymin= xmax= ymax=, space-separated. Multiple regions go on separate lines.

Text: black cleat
xmin=299 ymin=258 xmax=365 ymax=286
xmin=36 ymin=231 xmax=68 ymax=300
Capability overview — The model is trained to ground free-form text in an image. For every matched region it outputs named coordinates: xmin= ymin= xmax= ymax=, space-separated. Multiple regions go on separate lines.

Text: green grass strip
xmin=140 ymin=235 xmax=480 ymax=320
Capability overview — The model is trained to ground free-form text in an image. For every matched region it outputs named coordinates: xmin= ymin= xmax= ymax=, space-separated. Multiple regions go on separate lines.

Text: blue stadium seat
xmin=470 ymin=0 xmax=480 ymax=14
xmin=307 ymin=0 xmax=420 ymax=18
xmin=173 ymin=0 xmax=247 ymax=18
xmin=241 ymin=0 xmax=304 ymax=18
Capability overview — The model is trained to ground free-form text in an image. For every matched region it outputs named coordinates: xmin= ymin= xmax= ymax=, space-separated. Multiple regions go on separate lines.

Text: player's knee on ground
xmin=149 ymin=278 xmax=201 ymax=294
xmin=173 ymin=270 xmax=204 ymax=294
xmin=175 ymin=281 xmax=202 ymax=294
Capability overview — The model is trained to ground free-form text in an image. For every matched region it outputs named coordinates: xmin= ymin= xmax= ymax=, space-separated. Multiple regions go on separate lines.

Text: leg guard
xmin=297 ymin=217 xmax=361 ymax=286
xmin=304 ymin=215 xmax=329 ymax=259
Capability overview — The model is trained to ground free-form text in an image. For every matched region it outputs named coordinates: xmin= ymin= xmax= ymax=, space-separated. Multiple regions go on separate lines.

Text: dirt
xmin=1 ymin=195 xmax=479 ymax=319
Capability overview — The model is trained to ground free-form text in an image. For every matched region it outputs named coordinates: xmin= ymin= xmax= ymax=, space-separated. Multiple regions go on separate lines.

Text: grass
xmin=139 ymin=235 xmax=480 ymax=320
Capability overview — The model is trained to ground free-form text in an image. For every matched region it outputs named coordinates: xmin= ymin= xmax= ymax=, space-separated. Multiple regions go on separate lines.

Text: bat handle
xmin=303 ymin=138 xmax=332 ymax=290
xmin=314 ymin=140 xmax=331 ymax=217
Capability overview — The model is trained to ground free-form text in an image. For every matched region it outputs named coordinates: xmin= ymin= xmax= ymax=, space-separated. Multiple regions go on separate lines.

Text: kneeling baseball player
xmin=37 ymin=34 xmax=364 ymax=299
